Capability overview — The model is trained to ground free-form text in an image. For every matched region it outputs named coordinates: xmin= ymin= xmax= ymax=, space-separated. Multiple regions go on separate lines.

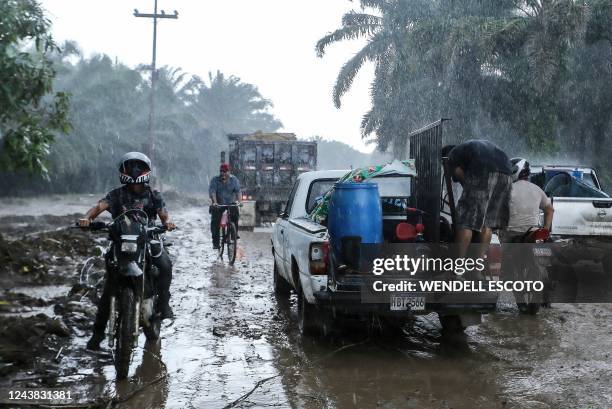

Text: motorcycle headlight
xmin=121 ymin=241 xmax=138 ymax=253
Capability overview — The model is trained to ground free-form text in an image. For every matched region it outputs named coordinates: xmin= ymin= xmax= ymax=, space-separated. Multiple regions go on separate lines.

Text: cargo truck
xmin=224 ymin=131 xmax=317 ymax=227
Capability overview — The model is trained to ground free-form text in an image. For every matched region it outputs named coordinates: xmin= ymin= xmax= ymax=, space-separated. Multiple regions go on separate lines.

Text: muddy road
xmin=1 ymin=200 xmax=611 ymax=409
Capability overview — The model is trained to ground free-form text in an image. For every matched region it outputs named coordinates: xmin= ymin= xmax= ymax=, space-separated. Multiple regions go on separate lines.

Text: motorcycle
xmin=508 ymin=227 xmax=553 ymax=315
xmin=78 ymin=209 xmax=172 ymax=379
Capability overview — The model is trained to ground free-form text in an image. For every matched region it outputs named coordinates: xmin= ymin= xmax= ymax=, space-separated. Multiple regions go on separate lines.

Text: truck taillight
xmin=487 ymin=244 xmax=502 ymax=279
xmin=309 ymin=242 xmax=329 ymax=275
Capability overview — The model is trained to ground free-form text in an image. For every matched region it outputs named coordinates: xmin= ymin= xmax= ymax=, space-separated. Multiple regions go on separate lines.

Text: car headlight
xmin=121 ymin=242 xmax=138 ymax=253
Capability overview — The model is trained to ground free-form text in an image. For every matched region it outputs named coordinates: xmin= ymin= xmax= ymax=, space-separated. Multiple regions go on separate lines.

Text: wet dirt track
xmin=1 ymin=203 xmax=612 ymax=409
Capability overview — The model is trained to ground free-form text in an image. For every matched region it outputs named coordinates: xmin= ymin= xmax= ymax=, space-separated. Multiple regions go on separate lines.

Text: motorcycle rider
xmin=209 ymin=163 xmax=241 ymax=250
xmin=501 ymin=158 xmax=555 ymax=307
xmin=79 ymin=152 xmax=176 ymax=350
xmin=503 ymin=157 xmax=554 ymax=242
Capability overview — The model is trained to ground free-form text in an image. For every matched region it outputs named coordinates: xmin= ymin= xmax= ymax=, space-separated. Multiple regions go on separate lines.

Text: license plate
xmin=533 ymin=247 xmax=552 ymax=257
xmin=390 ymin=295 xmax=425 ymax=311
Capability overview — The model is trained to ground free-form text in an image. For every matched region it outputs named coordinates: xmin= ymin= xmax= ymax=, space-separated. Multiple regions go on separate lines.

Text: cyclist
xmin=209 ymin=163 xmax=241 ymax=250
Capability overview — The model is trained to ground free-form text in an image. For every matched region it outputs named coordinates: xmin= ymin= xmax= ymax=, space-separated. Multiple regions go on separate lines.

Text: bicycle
xmin=214 ymin=203 xmax=241 ymax=265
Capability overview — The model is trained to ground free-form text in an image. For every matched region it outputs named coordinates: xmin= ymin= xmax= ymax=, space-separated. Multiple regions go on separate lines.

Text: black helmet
xmin=118 ymin=152 xmax=152 ymax=184
xmin=510 ymin=157 xmax=530 ymax=182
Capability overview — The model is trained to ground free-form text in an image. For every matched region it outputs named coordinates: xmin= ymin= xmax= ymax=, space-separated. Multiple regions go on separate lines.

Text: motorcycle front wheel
xmin=115 ymin=287 xmax=136 ymax=379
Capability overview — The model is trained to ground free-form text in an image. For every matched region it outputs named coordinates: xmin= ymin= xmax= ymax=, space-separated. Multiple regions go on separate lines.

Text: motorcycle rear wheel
xmin=115 ymin=287 xmax=136 ymax=380
xmin=515 ymin=263 xmax=543 ymax=315
xmin=144 ymin=307 xmax=161 ymax=341
xmin=516 ymin=296 xmax=540 ymax=315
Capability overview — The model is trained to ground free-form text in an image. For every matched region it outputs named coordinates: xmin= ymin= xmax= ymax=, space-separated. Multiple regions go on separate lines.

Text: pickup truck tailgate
xmin=552 ymin=197 xmax=612 ymax=236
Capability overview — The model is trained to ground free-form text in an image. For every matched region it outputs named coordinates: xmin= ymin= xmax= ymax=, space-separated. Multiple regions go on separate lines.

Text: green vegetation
xmin=4 ymin=0 xmax=612 ymax=193
xmin=0 ymin=46 xmax=282 ymax=195
xmin=0 ymin=0 xmax=70 ymax=175
xmin=317 ymin=0 xmax=612 ymax=181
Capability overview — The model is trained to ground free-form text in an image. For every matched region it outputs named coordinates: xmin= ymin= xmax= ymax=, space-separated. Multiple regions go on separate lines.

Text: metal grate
xmin=408 ymin=120 xmax=446 ymax=243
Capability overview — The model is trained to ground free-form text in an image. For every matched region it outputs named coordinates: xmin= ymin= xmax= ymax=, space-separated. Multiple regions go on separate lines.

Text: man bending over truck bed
xmin=442 ymin=140 xmax=513 ymax=259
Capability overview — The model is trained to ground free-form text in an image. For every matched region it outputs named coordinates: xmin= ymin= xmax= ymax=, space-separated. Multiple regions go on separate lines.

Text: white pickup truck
xmin=530 ymin=166 xmax=612 ymax=272
xmin=272 ymin=168 xmax=499 ymax=337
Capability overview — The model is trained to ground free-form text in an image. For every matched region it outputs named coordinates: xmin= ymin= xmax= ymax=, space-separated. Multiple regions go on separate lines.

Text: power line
xmin=133 ymin=1 xmax=178 ymax=179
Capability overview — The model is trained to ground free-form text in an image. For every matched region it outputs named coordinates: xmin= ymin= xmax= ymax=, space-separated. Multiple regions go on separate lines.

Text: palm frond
xmin=316 ymin=23 xmax=381 ymax=57
xmin=342 ymin=11 xmax=383 ymax=27
xmin=359 ymin=0 xmax=393 ymax=14
xmin=332 ymin=33 xmax=391 ymax=107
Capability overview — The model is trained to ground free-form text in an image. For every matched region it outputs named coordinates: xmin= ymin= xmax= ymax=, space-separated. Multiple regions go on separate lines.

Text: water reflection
xmin=115 ymin=340 xmax=169 ymax=409
xmin=268 ymin=293 xmax=563 ymax=409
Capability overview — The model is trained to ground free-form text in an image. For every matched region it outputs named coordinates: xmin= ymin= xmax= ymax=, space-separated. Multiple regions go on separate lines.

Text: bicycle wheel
xmin=227 ymin=222 xmax=237 ymax=265
xmin=218 ymin=226 xmax=226 ymax=258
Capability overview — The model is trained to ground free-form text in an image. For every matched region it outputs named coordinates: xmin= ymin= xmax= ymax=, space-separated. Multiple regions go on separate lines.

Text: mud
xmin=0 ymin=201 xmax=611 ymax=409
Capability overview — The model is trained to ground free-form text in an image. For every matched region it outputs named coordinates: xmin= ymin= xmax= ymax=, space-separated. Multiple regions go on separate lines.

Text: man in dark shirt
xmin=442 ymin=140 xmax=512 ymax=259
xmin=209 ymin=163 xmax=241 ymax=249
xmin=79 ymin=152 xmax=176 ymax=350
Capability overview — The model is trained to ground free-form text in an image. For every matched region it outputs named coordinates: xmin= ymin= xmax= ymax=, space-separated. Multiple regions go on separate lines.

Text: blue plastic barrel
xmin=328 ymin=182 xmax=383 ymax=264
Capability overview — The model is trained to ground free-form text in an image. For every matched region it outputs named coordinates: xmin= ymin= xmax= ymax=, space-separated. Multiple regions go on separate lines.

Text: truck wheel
xmin=439 ymin=315 xmax=465 ymax=334
xmin=517 ymin=301 xmax=540 ymax=315
xmin=377 ymin=316 xmax=408 ymax=338
xmin=273 ymin=260 xmax=292 ymax=296
xmin=298 ymin=288 xmax=329 ymax=337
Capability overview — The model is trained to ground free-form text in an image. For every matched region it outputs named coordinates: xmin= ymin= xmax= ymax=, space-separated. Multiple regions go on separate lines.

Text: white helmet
xmin=118 ymin=152 xmax=152 ymax=184
xmin=510 ymin=157 xmax=530 ymax=182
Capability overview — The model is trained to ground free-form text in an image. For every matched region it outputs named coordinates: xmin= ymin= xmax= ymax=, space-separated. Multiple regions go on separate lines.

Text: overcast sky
xmin=40 ymin=0 xmax=377 ymax=153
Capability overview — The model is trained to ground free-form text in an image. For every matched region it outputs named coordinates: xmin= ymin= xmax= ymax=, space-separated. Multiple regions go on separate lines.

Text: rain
xmin=1 ymin=1 xmax=612 ymax=408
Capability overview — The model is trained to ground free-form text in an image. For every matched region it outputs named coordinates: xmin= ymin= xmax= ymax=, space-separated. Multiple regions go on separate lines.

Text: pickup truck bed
xmin=272 ymin=169 xmax=498 ymax=337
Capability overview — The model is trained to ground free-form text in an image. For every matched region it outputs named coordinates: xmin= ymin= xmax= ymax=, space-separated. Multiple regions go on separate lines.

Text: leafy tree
xmin=0 ymin=0 xmax=70 ymax=175
xmin=0 ymin=47 xmax=283 ymax=195
xmin=317 ymin=0 xmax=586 ymax=154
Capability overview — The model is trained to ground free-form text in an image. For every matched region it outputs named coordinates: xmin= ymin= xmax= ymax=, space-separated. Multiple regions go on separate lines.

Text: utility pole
xmin=133 ymin=2 xmax=178 ymax=177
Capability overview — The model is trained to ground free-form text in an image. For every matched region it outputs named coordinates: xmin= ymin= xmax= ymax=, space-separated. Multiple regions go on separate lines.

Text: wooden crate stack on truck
xmin=226 ymin=131 xmax=317 ymax=227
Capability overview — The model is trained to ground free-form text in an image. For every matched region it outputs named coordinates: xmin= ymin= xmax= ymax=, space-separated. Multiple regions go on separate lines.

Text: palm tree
xmin=317 ymin=0 xmax=586 ymax=152
xmin=188 ymin=70 xmax=282 ymax=137
xmin=316 ymin=0 xmax=423 ymax=109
